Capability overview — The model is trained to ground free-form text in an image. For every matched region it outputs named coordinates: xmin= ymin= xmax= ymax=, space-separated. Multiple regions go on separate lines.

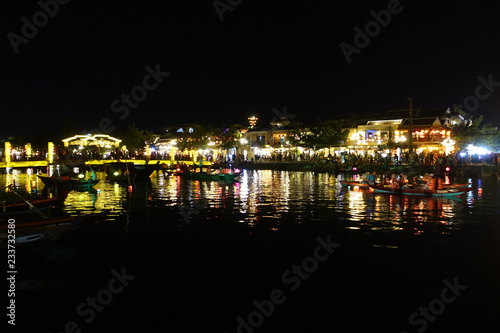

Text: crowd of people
xmin=3 ymin=144 xmax=500 ymax=170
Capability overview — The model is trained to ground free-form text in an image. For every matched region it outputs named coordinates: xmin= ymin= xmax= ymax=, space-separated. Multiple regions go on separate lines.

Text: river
xmin=1 ymin=167 xmax=499 ymax=332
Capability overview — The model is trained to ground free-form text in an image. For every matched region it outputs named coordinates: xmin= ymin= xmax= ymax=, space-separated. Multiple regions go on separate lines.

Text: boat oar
xmin=7 ymin=185 xmax=48 ymax=220
xmin=125 ymin=163 xmax=131 ymax=187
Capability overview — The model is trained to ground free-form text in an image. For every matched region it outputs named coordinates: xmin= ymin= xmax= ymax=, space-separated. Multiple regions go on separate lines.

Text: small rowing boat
xmin=191 ymin=171 xmax=241 ymax=182
xmin=38 ymin=175 xmax=99 ymax=189
xmin=105 ymin=161 xmax=158 ymax=182
xmin=174 ymin=168 xmax=241 ymax=182
xmin=369 ymin=184 xmax=465 ymax=197
xmin=0 ymin=198 xmax=61 ymax=217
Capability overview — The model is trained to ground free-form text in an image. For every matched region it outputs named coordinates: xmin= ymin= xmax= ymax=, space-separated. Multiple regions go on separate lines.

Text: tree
xmin=219 ymin=124 xmax=241 ymax=150
xmin=7 ymin=136 xmax=28 ymax=148
xmin=302 ymin=118 xmax=349 ymax=155
xmin=473 ymin=121 xmax=500 ymax=148
xmin=451 ymin=113 xmax=500 ymax=151
xmin=120 ymin=123 xmax=147 ymax=152
xmin=177 ymin=122 xmax=215 ymax=150
xmin=289 ymin=128 xmax=303 ymax=150
xmin=192 ymin=122 xmax=216 ymax=149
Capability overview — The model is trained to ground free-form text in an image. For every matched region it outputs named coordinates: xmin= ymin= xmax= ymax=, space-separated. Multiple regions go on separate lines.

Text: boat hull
xmin=443 ymin=183 xmax=472 ymax=190
xmin=370 ymin=185 xmax=465 ymax=197
xmin=191 ymin=173 xmax=239 ymax=182
xmin=105 ymin=162 xmax=157 ymax=182
xmin=38 ymin=175 xmax=99 ymax=189
xmin=339 ymin=181 xmax=369 ymax=187
xmin=0 ymin=198 xmax=61 ymax=217
xmin=175 ymin=171 xmax=241 ymax=182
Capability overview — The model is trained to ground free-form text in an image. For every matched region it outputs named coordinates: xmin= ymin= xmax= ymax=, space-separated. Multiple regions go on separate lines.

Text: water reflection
xmin=146 ymin=170 xmax=478 ymax=236
xmin=1 ymin=168 xmax=497 ymax=239
xmin=0 ymin=168 xmax=126 ymax=220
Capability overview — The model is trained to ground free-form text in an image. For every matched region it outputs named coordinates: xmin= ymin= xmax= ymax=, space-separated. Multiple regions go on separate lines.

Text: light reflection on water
xmin=148 ymin=170 xmax=487 ymax=231
xmin=0 ymin=168 xmax=126 ymax=220
xmin=1 ymin=168 xmax=499 ymax=238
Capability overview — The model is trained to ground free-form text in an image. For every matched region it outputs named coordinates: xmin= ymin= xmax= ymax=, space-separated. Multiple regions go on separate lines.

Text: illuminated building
xmin=341 ymin=108 xmax=459 ymax=156
xmin=248 ymin=116 xmax=258 ymax=129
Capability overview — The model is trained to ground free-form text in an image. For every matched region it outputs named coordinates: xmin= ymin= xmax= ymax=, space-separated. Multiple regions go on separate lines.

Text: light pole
xmin=408 ymin=98 xmax=413 ymax=155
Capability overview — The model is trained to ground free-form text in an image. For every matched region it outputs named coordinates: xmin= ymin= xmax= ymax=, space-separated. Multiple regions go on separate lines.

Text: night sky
xmin=2 ymin=0 xmax=500 ymax=138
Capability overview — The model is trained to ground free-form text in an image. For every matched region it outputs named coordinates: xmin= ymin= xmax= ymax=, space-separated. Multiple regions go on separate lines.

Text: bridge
xmin=0 ymin=140 xmax=213 ymax=169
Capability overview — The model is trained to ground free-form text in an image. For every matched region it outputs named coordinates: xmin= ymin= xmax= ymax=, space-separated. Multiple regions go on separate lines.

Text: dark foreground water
xmin=1 ymin=168 xmax=500 ymax=332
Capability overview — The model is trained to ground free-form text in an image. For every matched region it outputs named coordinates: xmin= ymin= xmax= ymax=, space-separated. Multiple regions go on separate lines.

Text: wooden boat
xmin=0 ymin=197 xmax=61 ymax=217
xmin=38 ymin=175 xmax=99 ymax=189
xmin=0 ymin=216 xmax=79 ymax=230
xmin=133 ymin=162 xmax=160 ymax=180
xmin=105 ymin=161 xmax=158 ymax=182
xmin=16 ymin=234 xmax=45 ymax=244
xmin=0 ymin=210 xmax=109 ymax=230
xmin=106 ymin=170 xmax=136 ymax=184
xmin=443 ymin=182 xmax=472 ymax=190
xmin=174 ymin=168 xmax=241 ymax=182
xmin=339 ymin=181 xmax=369 ymax=188
xmin=0 ymin=211 xmax=108 ymax=253
xmin=191 ymin=171 xmax=241 ymax=182
xmin=369 ymin=184 xmax=465 ymax=197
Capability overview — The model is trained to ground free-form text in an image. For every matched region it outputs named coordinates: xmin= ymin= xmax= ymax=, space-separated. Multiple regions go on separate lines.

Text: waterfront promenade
xmin=1 ymin=157 xmax=499 ymax=178
xmin=0 ymin=159 xmax=211 ymax=169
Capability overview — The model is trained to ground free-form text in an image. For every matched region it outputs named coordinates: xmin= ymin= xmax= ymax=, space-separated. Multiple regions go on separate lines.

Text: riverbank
xmin=241 ymin=161 xmax=500 ymax=178
xmin=2 ymin=159 xmax=499 ymax=179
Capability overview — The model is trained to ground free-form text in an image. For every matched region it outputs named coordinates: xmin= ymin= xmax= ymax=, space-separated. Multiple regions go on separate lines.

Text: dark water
xmin=2 ymin=168 xmax=500 ymax=332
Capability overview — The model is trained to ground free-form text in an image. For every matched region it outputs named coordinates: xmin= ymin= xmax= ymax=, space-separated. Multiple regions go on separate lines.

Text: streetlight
xmin=442 ymin=138 xmax=455 ymax=155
